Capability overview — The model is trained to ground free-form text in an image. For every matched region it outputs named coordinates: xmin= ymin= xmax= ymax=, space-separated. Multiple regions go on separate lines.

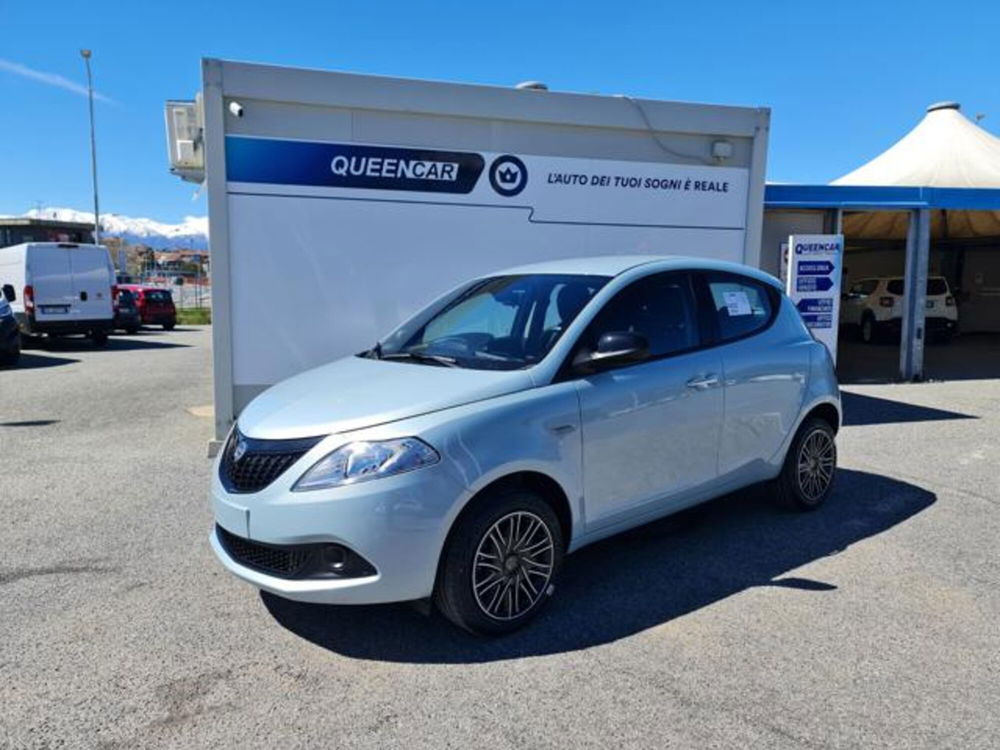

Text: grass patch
xmin=176 ymin=307 xmax=211 ymax=325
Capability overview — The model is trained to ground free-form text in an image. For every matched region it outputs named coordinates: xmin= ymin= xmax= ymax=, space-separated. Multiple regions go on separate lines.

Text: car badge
xmin=233 ymin=437 xmax=248 ymax=462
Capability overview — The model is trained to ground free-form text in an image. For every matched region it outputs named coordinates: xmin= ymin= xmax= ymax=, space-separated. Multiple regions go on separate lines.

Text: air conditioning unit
xmin=164 ymin=96 xmax=204 ymax=183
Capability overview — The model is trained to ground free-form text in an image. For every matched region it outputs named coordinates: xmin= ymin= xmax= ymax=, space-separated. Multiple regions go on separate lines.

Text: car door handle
xmin=686 ymin=375 xmax=719 ymax=390
xmin=548 ymin=423 xmax=577 ymax=435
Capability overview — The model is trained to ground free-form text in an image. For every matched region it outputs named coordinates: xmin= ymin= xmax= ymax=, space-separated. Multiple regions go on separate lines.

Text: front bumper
xmin=210 ymin=456 xmax=469 ymax=605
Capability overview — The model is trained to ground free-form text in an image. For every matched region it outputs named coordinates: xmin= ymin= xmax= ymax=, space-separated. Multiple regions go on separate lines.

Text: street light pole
xmin=80 ymin=49 xmax=100 ymax=245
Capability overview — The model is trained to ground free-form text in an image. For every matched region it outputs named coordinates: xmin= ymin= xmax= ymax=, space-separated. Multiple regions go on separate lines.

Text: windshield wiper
xmin=380 ymin=351 xmax=460 ymax=368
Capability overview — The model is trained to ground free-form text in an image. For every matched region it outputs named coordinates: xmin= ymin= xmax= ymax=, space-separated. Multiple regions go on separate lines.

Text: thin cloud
xmin=0 ymin=58 xmax=114 ymax=104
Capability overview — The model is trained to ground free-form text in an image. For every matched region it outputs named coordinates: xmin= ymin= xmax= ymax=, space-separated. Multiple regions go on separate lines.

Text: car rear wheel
xmin=435 ymin=488 xmax=563 ymax=636
xmin=774 ymin=417 xmax=837 ymax=511
xmin=163 ymin=322 xmax=176 ymax=331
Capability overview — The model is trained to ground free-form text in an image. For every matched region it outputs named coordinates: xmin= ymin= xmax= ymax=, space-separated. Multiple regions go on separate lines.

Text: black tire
xmin=860 ymin=313 xmax=878 ymax=344
xmin=90 ymin=330 xmax=109 ymax=347
xmin=0 ymin=345 xmax=19 ymax=367
xmin=773 ymin=417 xmax=837 ymax=511
xmin=434 ymin=487 xmax=564 ymax=636
xmin=163 ymin=321 xmax=176 ymax=331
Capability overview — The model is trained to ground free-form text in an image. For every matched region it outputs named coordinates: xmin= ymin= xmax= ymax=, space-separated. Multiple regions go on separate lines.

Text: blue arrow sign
xmin=796 ymin=276 xmax=834 ymax=292
xmin=801 ymin=313 xmax=833 ymax=328
xmin=797 ymin=260 xmax=835 ymax=276
xmin=797 ymin=298 xmax=834 ymax=313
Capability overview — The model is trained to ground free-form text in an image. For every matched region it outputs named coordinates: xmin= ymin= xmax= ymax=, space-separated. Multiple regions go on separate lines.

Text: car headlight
xmin=292 ymin=438 xmax=439 ymax=491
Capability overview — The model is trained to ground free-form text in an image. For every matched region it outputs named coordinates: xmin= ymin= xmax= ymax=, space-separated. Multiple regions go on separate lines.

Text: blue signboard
xmin=796 ymin=276 xmax=834 ymax=292
xmin=787 ymin=234 xmax=843 ymax=361
xmin=796 ymin=298 xmax=834 ymax=313
xmin=797 ymin=260 xmax=836 ymax=276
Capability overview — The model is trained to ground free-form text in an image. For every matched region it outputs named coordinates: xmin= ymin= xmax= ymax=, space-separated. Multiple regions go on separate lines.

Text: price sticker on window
xmin=722 ymin=290 xmax=752 ymax=316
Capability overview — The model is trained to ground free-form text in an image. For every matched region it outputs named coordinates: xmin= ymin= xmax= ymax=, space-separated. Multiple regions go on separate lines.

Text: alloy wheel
xmin=472 ymin=511 xmax=554 ymax=621
xmin=797 ymin=428 xmax=836 ymax=502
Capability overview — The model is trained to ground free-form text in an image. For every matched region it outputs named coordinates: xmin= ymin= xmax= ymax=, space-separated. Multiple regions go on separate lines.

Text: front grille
xmin=217 ymin=525 xmax=312 ymax=577
xmin=216 ymin=525 xmax=378 ymax=580
xmin=220 ymin=428 xmax=324 ymax=493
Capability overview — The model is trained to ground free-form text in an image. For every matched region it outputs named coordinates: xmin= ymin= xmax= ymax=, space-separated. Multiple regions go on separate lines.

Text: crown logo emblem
xmin=497 ymin=166 xmax=521 ymax=184
xmin=489 ymin=155 xmax=528 ymax=196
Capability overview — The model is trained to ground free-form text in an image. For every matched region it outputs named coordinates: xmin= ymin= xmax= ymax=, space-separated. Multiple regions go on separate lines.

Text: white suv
xmin=841 ymin=276 xmax=958 ymax=343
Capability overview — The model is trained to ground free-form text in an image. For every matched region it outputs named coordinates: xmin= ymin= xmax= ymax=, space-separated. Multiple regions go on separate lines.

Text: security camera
xmin=228 ymin=101 xmax=244 ymax=118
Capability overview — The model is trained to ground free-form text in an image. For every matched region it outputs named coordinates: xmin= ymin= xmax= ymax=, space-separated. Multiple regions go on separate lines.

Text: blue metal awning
xmin=765 ymin=184 xmax=1000 ymax=211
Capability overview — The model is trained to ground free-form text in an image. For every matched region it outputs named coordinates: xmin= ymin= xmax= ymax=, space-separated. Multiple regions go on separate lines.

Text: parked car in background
xmin=0 ymin=284 xmax=21 ymax=366
xmin=113 ymin=288 xmax=141 ymax=334
xmin=0 ymin=242 xmax=115 ymax=346
xmin=119 ymin=285 xmax=177 ymax=330
xmin=841 ymin=275 xmax=958 ymax=343
xmin=209 ymin=256 xmax=841 ymax=635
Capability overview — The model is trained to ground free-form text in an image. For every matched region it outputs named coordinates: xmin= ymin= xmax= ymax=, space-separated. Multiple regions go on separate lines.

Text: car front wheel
xmin=0 ymin=344 xmax=20 ymax=367
xmin=774 ymin=417 xmax=837 ymax=511
xmin=435 ymin=488 xmax=563 ymax=636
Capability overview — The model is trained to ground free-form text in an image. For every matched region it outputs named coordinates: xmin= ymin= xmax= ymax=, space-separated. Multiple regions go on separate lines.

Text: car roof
xmin=487 ymin=254 xmax=781 ymax=287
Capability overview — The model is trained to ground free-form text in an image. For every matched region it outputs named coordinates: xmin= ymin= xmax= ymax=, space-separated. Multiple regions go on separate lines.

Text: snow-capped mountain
xmin=19 ymin=208 xmax=208 ymax=250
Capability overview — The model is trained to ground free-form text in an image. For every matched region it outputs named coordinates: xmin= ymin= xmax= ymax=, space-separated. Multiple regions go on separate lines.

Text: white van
xmin=0 ymin=242 xmax=116 ymax=345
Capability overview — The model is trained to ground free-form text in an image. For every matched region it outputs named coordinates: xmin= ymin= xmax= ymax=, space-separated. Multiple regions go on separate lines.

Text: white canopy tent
xmin=834 ymin=101 xmax=1000 ymax=188
xmin=834 ymin=102 xmax=1000 ymax=239
xmin=767 ymin=102 xmax=1000 ymax=379
xmin=823 ymin=102 xmax=1000 ymax=378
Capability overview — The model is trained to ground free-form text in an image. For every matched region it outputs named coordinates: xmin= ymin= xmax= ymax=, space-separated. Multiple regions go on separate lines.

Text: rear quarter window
xmin=705 ymin=274 xmax=776 ymax=342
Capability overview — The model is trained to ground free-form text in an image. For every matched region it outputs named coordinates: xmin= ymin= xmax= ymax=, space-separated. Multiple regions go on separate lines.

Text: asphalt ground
xmin=2 ymin=326 xmax=998 ymax=748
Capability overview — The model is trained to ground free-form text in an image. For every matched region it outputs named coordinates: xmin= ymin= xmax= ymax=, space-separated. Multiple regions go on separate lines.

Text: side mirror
xmin=2 ymin=284 xmax=15 ymax=302
xmin=574 ymin=331 xmax=649 ymax=373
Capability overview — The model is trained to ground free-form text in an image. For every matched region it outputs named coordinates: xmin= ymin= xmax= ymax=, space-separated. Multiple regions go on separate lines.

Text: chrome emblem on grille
xmin=233 ymin=437 xmax=248 ymax=462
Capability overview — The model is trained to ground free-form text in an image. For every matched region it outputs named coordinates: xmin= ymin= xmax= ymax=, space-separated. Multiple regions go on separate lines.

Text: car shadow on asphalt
xmin=23 ymin=336 xmax=189 ymax=353
xmin=5 ymin=352 xmax=79 ymax=370
xmin=841 ymin=391 xmax=976 ymax=426
xmin=262 ymin=468 xmax=935 ymax=663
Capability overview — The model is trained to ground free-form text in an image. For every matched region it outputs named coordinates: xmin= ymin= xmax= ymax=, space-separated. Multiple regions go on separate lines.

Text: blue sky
xmin=2 ymin=0 xmax=997 ymax=223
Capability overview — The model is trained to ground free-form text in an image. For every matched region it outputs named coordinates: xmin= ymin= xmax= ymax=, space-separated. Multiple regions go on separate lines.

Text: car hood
xmin=238 ymin=355 xmax=535 ymax=439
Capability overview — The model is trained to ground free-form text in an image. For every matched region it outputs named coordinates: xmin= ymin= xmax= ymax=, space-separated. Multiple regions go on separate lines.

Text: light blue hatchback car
xmin=211 ymin=256 xmax=840 ymax=635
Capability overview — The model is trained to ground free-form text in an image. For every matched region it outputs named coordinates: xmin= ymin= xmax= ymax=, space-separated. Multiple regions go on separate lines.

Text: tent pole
xmin=899 ymin=208 xmax=930 ymax=381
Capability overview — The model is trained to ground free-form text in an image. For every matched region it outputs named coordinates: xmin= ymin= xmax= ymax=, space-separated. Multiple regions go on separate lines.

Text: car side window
xmin=860 ymin=279 xmax=878 ymax=295
xmin=705 ymin=273 xmax=774 ymax=342
xmin=578 ymin=272 xmax=700 ymax=359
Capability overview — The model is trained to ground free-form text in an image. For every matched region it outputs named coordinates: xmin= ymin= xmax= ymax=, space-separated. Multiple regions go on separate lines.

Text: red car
xmin=119 ymin=285 xmax=177 ymax=330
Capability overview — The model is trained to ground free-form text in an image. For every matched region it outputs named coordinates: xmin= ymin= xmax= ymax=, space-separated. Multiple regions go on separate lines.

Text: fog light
xmin=320 ymin=545 xmax=347 ymax=571
xmin=308 ymin=543 xmax=377 ymax=579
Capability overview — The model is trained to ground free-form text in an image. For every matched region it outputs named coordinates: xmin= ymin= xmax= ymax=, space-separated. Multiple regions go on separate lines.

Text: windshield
xmin=374 ymin=274 xmax=609 ymax=370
